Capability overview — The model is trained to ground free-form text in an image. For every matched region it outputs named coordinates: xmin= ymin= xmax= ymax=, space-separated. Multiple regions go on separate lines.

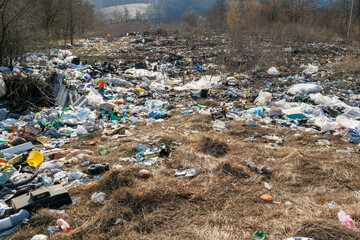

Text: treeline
xmin=179 ymin=0 xmax=360 ymax=42
xmin=0 ymin=0 xmax=97 ymax=66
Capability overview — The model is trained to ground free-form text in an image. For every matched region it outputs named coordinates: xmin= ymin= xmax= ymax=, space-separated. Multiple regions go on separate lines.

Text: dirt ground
xmin=10 ymin=108 xmax=360 ymax=240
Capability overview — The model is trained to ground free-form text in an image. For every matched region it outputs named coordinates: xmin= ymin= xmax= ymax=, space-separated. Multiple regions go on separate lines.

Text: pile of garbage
xmin=0 ymin=31 xmax=359 ymax=239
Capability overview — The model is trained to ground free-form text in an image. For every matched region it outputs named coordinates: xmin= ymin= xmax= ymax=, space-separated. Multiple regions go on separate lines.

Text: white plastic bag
xmin=31 ymin=235 xmax=48 ymax=240
xmin=303 ymin=63 xmax=318 ymax=74
xmin=91 ymin=192 xmax=108 ymax=204
xmin=86 ymin=88 xmax=104 ymax=107
xmin=0 ymin=75 xmax=6 ymax=97
xmin=76 ymin=125 xmax=88 ymax=135
xmin=254 ymin=91 xmax=272 ymax=106
xmin=267 ymin=67 xmax=279 ymax=76
xmin=288 ymin=83 xmax=322 ymax=95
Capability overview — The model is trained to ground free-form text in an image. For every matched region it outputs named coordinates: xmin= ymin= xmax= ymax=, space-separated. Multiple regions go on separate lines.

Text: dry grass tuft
xmin=217 ymin=161 xmax=249 ymax=180
xmin=295 ymin=220 xmax=360 ymax=240
xmin=201 ymin=137 xmax=229 ymax=158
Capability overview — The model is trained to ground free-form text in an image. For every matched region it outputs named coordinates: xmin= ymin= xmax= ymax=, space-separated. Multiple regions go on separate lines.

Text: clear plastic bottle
xmin=338 ymin=210 xmax=359 ymax=232
xmin=57 ymin=218 xmax=71 ymax=231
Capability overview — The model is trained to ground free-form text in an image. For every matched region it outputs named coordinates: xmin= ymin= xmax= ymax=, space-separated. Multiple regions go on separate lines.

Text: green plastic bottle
xmin=252 ymin=231 xmax=266 ymax=240
xmin=99 ymin=146 xmax=107 ymax=156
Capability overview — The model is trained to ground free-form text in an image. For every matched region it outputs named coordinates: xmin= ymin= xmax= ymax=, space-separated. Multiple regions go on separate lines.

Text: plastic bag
xmin=0 ymin=75 xmax=6 ymax=98
xmin=303 ymin=63 xmax=318 ymax=74
xmin=76 ymin=125 xmax=88 ymax=135
xmin=254 ymin=91 xmax=272 ymax=106
xmin=86 ymin=88 xmax=104 ymax=107
xmin=91 ymin=192 xmax=108 ymax=204
xmin=213 ymin=120 xmax=226 ymax=130
xmin=31 ymin=235 xmax=47 ymax=240
xmin=267 ymin=67 xmax=279 ymax=76
xmin=288 ymin=83 xmax=322 ymax=95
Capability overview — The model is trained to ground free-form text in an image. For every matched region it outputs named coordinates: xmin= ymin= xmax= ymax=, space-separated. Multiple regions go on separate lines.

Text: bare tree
xmin=123 ymin=6 xmax=129 ymax=21
xmin=38 ymin=0 xmax=65 ymax=40
xmin=0 ymin=0 xmax=33 ymax=65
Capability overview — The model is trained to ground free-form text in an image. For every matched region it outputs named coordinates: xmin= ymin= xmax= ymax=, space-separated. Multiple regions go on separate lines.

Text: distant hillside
xmin=101 ymin=3 xmax=149 ymax=22
xmin=148 ymin=0 xmax=217 ymax=22
xmin=87 ymin=0 xmax=150 ymax=8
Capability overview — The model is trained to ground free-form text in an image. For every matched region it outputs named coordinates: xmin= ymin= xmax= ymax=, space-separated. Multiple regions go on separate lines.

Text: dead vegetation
xmin=1 ymin=73 xmax=56 ymax=114
xmin=201 ymin=137 xmax=229 ymax=158
xmin=9 ymin=111 xmax=360 ymax=239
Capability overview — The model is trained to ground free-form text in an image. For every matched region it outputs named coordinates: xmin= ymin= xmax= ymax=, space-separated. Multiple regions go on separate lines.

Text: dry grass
xmin=333 ymin=54 xmax=360 ymax=75
xmin=10 ymin=111 xmax=360 ymax=240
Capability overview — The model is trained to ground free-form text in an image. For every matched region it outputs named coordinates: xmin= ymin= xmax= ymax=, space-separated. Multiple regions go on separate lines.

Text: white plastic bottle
xmin=57 ymin=218 xmax=71 ymax=232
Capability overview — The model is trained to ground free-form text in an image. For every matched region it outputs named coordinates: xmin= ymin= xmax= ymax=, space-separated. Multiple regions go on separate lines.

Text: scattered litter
xmin=114 ymin=218 xmax=127 ymax=225
xmin=338 ymin=209 xmax=359 ymax=232
xmin=316 ymin=139 xmax=330 ymax=146
xmin=57 ymin=218 xmax=71 ymax=232
xmin=91 ymin=192 xmax=109 ymax=204
xmin=303 ymin=63 xmax=319 ymax=75
xmin=31 ymin=234 xmax=48 ymax=240
xmin=245 ymin=160 xmax=271 ymax=174
xmin=261 ymin=194 xmax=273 ymax=202
xmin=267 ymin=67 xmax=279 ymax=76
xmin=244 ymin=137 xmax=256 ymax=142
xmin=174 ymin=169 xmax=197 ymax=178
xmin=139 ymin=169 xmax=150 ymax=178
xmin=252 ymin=231 xmax=266 ymax=239
xmin=263 ymin=182 xmax=272 ymax=190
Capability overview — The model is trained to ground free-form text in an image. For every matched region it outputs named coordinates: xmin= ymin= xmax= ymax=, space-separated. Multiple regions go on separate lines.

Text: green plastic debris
xmin=52 ymin=120 xmax=61 ymax=129
xmin=252 ymin=231 xmax=266 ymax=240
xmin=99 ymin=147 xmax=107 ymax=156
xmin=286 ymin=113 xmax=308 ymax=121
xmin=45 ymin=120 xmax=62 ymax=129
xmin=109 ymin=112 xmax=122 ymax=121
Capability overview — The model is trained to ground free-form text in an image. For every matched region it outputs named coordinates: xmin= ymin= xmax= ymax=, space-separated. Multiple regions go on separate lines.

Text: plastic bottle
xmin=56 ymin=218 xmax=71 ymax=231
xmin=181 ymin=109 xmax=194 ymax=115
xmin=98 ymin=145 xmax=107 ymax=155
xmin=47 ymin=226 xmax=60 ymax=233
xmin=252 ymin=231 xmax=266 ymax=240
xmin=338 ymin=210 xmax=360 ymax=232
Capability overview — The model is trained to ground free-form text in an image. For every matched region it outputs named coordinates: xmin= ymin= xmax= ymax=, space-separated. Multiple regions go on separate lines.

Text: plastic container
xmin=26 ymin=151 xmax=44 ymax=167
xmin=57 ymin=218 xmax=71 ymax=231
xmin=338 ymin=210 xmax=359 ymax=232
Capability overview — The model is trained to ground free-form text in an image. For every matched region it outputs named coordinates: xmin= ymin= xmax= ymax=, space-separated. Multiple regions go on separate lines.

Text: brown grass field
xmin=10 ymin=109 xmax=360 ymax=240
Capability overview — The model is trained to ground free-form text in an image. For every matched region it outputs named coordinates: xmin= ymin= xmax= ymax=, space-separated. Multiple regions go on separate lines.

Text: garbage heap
xmin=0 ymin=32 xmax=359 ymax=239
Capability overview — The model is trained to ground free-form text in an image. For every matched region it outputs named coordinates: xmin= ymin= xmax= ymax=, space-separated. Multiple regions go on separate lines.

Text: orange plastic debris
xmin=261 ymin=194 xmax=273 ymax=202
